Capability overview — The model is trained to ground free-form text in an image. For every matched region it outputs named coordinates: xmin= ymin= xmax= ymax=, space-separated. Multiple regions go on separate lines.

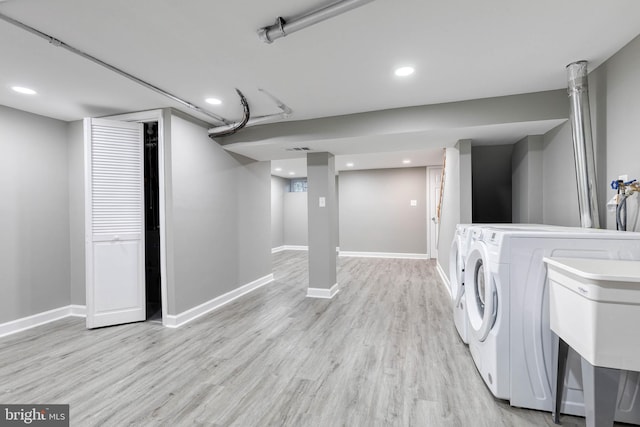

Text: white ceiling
xmin=2 ymin=0 xmax=640 ymax=173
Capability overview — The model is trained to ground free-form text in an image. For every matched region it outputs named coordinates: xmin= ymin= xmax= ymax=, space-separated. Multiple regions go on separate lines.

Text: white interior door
xmin=85 ymin=118 xmax=145 ymax=329
xmin=428 ymin=167 xmax=443 ymax=259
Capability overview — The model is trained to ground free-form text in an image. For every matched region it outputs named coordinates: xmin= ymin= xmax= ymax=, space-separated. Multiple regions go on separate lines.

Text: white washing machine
xmin=449 ymin=224 xmax=475 ymax=344
xmin=449 ymin=224 xmax=571 ymax=345
xmin=464 ymin=226 xmax=640 ymax=422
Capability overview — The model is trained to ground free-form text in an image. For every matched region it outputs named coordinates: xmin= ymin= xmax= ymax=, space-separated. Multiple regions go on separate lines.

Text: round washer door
xmin=449 ymin=237 xmax=465 ymax=305
xmin=464 ymin=241 xmax=498 ymax=342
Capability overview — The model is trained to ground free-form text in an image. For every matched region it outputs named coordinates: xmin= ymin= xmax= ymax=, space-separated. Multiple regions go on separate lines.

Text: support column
xmin=306 ymin=152 xmax=338 ymax=299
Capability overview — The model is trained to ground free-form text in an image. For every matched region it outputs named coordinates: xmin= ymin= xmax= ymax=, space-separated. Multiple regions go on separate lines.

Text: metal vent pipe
xmin=258 ymin=0 xmax=375 ymax=43
xmin=567 ymin=60 xmax=600 ymax=228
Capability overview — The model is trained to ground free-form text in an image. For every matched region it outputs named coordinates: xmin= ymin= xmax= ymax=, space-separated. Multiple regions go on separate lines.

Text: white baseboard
xmin=307 ymin=283 xmax=339 ymax=299
xmin=282 ymin=245 xmax=308 ymax=251
xmin=1 ymin=273 xmax=276 ymax=335
xmin=165 ymin=273 xmax=275 ymax=328
xmin=0 ymin=305 xmax=86 ymax=338
xmin=436 ymin=261 xmax=452 ymax=298
xmin=272 ymin=245 xmax=308 ymax=252
xmin=69 ymin=305 xmax=87 ymax=317
xmin=339 ymin=251 xmax=428 ymax=260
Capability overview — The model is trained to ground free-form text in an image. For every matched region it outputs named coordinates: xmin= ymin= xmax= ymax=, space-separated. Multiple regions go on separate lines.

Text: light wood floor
xmin=0 ymin=251 xmax=602 ymax=426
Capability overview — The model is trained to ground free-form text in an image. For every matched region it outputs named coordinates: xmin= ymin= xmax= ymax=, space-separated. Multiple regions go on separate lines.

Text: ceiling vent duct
xmin=257 ymin=0 xmax=376 ymax=44
xmin=567 ymin=60 xmax=600 ymax=228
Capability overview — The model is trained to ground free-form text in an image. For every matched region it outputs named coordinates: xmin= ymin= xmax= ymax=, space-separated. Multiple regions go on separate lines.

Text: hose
xmin=616 ymin=195 xmax=629 ymax=231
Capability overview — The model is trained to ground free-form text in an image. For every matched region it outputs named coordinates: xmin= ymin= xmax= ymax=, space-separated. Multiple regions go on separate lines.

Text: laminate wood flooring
xmin=0 ymin=252 xmax=610 ymax=426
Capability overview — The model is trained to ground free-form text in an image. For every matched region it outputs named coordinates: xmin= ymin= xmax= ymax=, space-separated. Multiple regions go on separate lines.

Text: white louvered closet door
xmin=84 ymin=118 xmax=145 ymax=329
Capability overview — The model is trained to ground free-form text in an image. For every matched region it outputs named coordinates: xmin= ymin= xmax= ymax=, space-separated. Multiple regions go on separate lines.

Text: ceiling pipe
xmin=257 ymin=0 xmax=376 ymax=44
xmin=0 ymin=12 xmax=232 ymax=125
xmin=208 ymin=89 xmax=292 ymax=137
xmin=567 ymin=60 xmax=600 ymax=228
xmin=207 ymin=89 xmax=250 ymax=138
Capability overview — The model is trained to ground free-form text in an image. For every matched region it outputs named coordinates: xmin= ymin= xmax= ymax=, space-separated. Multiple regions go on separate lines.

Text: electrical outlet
xmin=619 ymin=174 xmax=629 ymax=182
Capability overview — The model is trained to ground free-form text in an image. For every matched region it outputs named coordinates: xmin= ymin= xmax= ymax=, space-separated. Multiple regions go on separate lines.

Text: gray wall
xmin=270 ymin=176 xmax=287 ymax=248
xmin=541 ymin=35 xmax=640 ymax=229
xmin=339 ymin=167 xmax=427 ymax=254
xmin=168 ymin=113 xmax=271 ymax=314
xmin=472 ymin=145 xmax=514 ymax=223
xmin=512 ymin=135 xmax=543 ymax=223
xmin=0 ymin=106 xmax=71 ymax=323
xmin=542 ymin=123 xmax=580 ymax=226
xmin=236 ymin=158 xmax=272 ymax=285
xmin=597 ymin=34 xmax=640 ymax=230
xmin=283 ymin=192 xmax=308 ymax=246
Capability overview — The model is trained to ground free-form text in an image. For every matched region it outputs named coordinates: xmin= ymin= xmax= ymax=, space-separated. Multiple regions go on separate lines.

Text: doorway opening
xmin=144 ymin=121 xmax=162 ymax=321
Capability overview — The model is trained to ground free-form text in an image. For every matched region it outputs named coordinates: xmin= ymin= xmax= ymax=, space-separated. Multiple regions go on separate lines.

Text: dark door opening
xmin=144 ymin=122 xmax=162 ymax=321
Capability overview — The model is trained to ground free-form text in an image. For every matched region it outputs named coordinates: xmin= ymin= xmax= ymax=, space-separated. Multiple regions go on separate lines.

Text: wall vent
xmin=285 ymin=147 xmax=311 ymax=151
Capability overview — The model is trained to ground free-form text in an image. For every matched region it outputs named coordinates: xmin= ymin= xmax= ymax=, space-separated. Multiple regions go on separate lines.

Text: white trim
xmin=283 ymin=245 xmax=308 ymax=251
xmin=436 ymin=261 xmax=452 ymax=297
xmin=0 ymin=306 xmax=86 ymax=338
xmin=307 ymin=283 xmax=339 ymax=299
xmin=339 ymin=251 xmax=429 ymax=260
xmin=69 ymin=305 xmax=87 ymax=317
xmin=164 ymin=274 xmax=275 ymax=328
xmin=271 ymin=245 xmax=309 ymax=253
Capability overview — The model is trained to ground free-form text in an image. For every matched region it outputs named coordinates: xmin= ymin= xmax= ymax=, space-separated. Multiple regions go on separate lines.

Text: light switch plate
xmin=410 ymin=200 xmax=417 ymax=207
xmin=319 ymin=197 xmax=326 ymax=207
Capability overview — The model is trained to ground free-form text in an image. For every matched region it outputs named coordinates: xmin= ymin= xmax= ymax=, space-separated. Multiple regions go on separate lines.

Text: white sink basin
xmin=544 ymin=257 xmax=640 ymax=372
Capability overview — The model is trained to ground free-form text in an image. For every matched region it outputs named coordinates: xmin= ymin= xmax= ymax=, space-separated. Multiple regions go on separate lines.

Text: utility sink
xmin=544 ymin=257 xmax=640 ymax=372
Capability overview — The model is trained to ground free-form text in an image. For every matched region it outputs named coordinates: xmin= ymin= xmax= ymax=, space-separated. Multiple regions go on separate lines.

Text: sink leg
xmin=552 ymin=334 xmax=569 ymax=424
xmin=581 ymin=358 xmax=619 ymax=427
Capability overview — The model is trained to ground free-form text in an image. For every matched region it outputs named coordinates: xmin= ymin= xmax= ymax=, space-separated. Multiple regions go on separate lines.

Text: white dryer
xmin=464 ymin=226 xmax=640 ymax=422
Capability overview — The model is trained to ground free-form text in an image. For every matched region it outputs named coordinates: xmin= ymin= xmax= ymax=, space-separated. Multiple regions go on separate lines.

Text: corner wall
xmin=0 ymin=106 xmax=71 ymax=323
xmin=168 ymin=113 xmax=272 ymax=314
xmin=512 ymin=135 xmax=543 ymax=223
xmin=67 ymin=120 xmax=85 ymax=305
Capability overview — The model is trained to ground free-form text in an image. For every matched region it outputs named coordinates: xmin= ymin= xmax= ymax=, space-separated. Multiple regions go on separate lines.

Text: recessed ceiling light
xmin=346 ymin=162 xmax=354 ymax=167
xmin=12 ymin=86 xmax=37 ymax=95
xmin=402 ymin=159 xmax=411 ymax=164
xmin=274 ymin=167 xmax=282 ymax=172
xmin=288 ymin=171 xmax=295 ymax=176
xmin=394 ymin=66 xmax=415 ymax=77
xmin=205 ymin=97 xmax=222 ymax=105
